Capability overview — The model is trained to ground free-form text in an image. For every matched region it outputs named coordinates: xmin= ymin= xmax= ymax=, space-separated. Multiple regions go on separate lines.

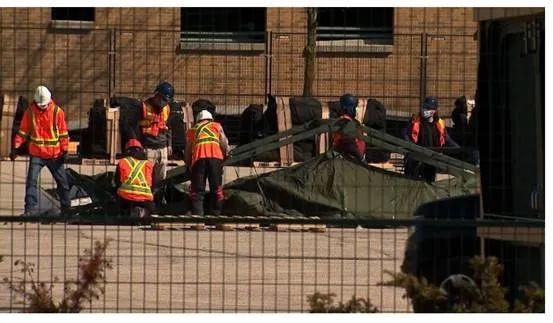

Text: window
xmin=180 ymin=8 xmax=266 ymax=44
xmin=51 ymin=8 xmax=95 ymax=21
xmin=316 ymin=8 xmax=393 ymax=43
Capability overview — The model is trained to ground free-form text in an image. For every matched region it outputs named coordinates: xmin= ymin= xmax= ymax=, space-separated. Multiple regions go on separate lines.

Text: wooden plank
xmin=270 ymin=223 xmax=327 ymax=233
xmin=0 ymin=94 xmax=17 ymax=158
xmin=181 ymin=101 xmax=194 ymax=130
xmin=106 ymin=103 xmax=120 ymax=165
xmin=477 ymin=226 xmax=544 ymax=245
xmin=318 ymin=101 xmax=330 ymax=154
xmin=276 ymin=97 xmax=294 ymax=166
xmin=80 ymin=158 xmax=113 ymax=166
xmin=188 ymin=223 xmax=206 ymax=231
xmin=68 ymin=141 xmax=79 ymax=154
xmin=252 ymin=161 xmax=299 ymax=168
xmin=356 ymin=98 xmax=367 ymax=124
xmin=215 ymin=223 xmax=235 ymax=231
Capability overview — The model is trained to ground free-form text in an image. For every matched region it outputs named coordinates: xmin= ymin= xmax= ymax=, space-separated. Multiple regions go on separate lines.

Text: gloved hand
xmin=9 ymin=150 xmax=17 ymax=161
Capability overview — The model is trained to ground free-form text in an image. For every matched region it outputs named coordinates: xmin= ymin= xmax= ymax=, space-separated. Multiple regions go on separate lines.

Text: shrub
xmin=3 ymin=240 xmax=112 ymax=313
xmin=383 ymin=256 xmax=543 ymax=313
xmin=307 ymin=292 xmax=378 ymax=313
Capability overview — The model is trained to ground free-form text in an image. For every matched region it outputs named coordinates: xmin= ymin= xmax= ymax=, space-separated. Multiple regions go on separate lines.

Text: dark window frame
xmin=180 ymin=8 xmax=267 ymax=44
xmin=316 ymin=8 xmax=394 ymax=42
xmin=51 ymin=7 xmax=95 ymax=22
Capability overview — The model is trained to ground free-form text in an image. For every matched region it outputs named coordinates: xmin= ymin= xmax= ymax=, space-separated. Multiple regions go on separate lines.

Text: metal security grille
xmin=0 ymin=7 xmax=544 ymax=313
xmin=0 ymin=217 xmax=544 ymax=313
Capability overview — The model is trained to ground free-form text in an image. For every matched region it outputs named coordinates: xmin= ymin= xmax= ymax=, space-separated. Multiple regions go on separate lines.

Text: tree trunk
xmin=303 ymin=8 xmax=317 ymax=97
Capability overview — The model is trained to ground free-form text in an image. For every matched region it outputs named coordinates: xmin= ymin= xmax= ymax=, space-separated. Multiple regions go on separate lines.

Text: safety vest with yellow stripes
xmin=116 ymin=156 xmax=154 ymax=202
xmin=139 ymin=99 xmax=170 ymax=137
xmin=186 ymin=120 xmax=224 ymax=167
xmin=13 ymin=101 xmax=69 ymax=159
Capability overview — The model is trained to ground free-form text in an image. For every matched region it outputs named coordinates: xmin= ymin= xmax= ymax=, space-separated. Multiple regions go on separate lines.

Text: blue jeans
xmin=25 ymin=156 xmax=71 ymax=212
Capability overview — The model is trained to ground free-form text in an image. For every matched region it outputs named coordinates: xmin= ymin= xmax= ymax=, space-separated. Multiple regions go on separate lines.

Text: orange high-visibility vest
xmin=13 ymin=101 xmax=69 ymax=159
xmin=139 ymin=99 xmax=170 ymax=137
xmin=410 ymin=115 xmax=446 ymax=147
xmin=116 ymin=156 xmax=154 ymax=202
xmin=186 ymin=120 xmax=224 ymax=167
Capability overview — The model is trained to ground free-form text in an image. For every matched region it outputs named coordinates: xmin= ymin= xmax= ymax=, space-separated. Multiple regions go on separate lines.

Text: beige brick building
xmin=0 ymin=7 xmax=477 ymax=123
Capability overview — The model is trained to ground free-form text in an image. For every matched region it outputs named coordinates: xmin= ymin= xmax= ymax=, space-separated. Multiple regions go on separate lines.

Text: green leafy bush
xmin=383 ymin=256 xmax=542 ymax=313
xmin=307 ymin=292 xmax=378 ymax=313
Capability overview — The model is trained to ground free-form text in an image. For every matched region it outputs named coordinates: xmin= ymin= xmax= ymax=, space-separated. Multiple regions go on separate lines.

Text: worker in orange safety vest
xmin=115 ymin=139 xmax=155 ymax=218
xmin=185 ymin=110 xmax=229 ymax=216
xmin=11 ymin=85 xmax=70 ymax=216
xmin=138 ymin=81 xmax=174 ymax=203
xmin=403 ymin=96 xmax=459 ymax=182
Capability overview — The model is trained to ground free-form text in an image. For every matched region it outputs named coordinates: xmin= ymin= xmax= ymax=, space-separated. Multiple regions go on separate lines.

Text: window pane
xmin=51 ymin=7 xmax=95 ymax=21
xmin=181 ymin=8 xmax=266 ymax=42
xmin=317 ymin=8 xmax=393 ymax=41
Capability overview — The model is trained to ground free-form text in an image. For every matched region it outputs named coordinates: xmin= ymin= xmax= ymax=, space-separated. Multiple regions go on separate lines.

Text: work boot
xmin=20 ymin=209 xmax=40 ymax=217
xmin=191 ymin=199 xmax=204 ymax=216
xmin=213 ymin=200 xmax=223 ymax=216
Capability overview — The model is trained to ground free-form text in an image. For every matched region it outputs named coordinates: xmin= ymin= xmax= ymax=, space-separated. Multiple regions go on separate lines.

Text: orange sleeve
xmin=13 ymin=109 xmax=30 ymax=149
xmin=57 ymin=107 xmax=69 ymax=152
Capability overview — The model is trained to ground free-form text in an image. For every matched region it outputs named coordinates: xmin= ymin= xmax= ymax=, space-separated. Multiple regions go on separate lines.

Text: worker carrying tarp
xmin=403 ymin=96 xmax=459 ymax=182
xmin=115 ymin=139 xmax=155 ymax=218
xmin=332 ymin=93 xmax=366 ymax=162
xmin=185 ymin=110 xmax=229 ymax=215
xmin=139 ymin=81 xmax=174 ymax=204
xmin=11 ymin=85 xmax=71 ymax=216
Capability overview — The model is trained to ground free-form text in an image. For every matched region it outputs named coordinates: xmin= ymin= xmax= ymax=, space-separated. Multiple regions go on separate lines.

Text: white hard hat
xmin=197 ymin=110 xmax=213 ymax=121
xmin=34 ymin=85 xmax=51 ymax=106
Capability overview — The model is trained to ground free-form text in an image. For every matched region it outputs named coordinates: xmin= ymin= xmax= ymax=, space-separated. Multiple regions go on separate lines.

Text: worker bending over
xmin=115 ymin=139 xmax=155 ymax=218
xmin=11 ymin=85 xmax=70 ymax=216
xmin=185 ymin=110 xmax=229 ymax=216
xmin=332 ymin=93 xmax=366 ymax=163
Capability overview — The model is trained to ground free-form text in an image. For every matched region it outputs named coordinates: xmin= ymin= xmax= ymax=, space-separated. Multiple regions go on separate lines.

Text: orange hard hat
xmin=125 ymin=139 xmax=143 ymax=151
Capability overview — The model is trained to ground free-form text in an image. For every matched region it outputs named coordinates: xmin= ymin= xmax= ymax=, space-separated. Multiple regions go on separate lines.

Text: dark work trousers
xmin=190 ymin=158 xmax=224 ymax=215
xmin=25 ymin=156 xmax=71 ymax=212
xmin=118 ymin=197 xmax=154 ymax=218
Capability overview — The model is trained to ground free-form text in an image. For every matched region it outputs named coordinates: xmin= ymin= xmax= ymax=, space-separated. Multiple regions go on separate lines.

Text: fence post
xmin=264 ymin=31 xmax=273 ymax=104
xmin=108 ymin=28 xmax=117 ymax=100
xmin=419 ymin=32 xmax=428 ymax=105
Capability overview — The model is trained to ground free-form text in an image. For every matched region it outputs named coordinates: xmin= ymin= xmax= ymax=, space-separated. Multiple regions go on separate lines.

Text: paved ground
xmin=0 ymin=224 xmax=410 ymax=313
xmin=0 ymin=159 xmax=411 ymax=312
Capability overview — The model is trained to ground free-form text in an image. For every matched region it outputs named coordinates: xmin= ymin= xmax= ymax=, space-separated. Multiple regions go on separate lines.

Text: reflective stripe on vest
xmin=118 ymin=157 xmax=153 ymax=197
xmin=26 ymin=104 xmax=64 ymax=146
xmin=139 ymin=100 xmax=169 ymax=136
xmin=193 ymin=121 xmax=220 ymax=146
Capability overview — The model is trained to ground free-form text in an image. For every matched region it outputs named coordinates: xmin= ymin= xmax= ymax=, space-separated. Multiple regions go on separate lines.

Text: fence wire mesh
xmin=0 ymin=7 xmax=544 ymax=313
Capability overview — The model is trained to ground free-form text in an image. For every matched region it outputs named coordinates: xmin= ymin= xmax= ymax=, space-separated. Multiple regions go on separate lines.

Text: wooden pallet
xmin=252 ymin=161 xmax=300 ymax=168
xmin=0 ymin=94 xmax=17 ymax=158
xmin=106 ymin=102 xmax=121 ymax=165
xmin=269 ymin=223 xmax=327 ymax=233
xmin=276 ymin=97 xmax=294 ymax=166
xmin=80 ymin=158 xmax=114 ymax=166
xmin=317 ymin=102 xmax=331 ymax=154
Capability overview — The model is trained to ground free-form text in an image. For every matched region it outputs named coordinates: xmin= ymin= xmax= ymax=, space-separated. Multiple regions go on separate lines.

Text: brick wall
xmin=0 ymin=7 xmax=477 ymax=123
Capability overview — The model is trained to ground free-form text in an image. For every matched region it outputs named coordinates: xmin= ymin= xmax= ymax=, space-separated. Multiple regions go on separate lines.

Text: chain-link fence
xmin=0 ymin=7 xmax=544 ymax=313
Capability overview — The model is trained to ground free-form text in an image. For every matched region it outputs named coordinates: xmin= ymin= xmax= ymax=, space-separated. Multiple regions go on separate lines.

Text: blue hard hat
xmin=422 ymin=96 xmax=438 ymax=110
xmin=155 ymin=81 xmax=174 ymax=102
xmin=340 ymin=93 xmax=358 ymax=110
